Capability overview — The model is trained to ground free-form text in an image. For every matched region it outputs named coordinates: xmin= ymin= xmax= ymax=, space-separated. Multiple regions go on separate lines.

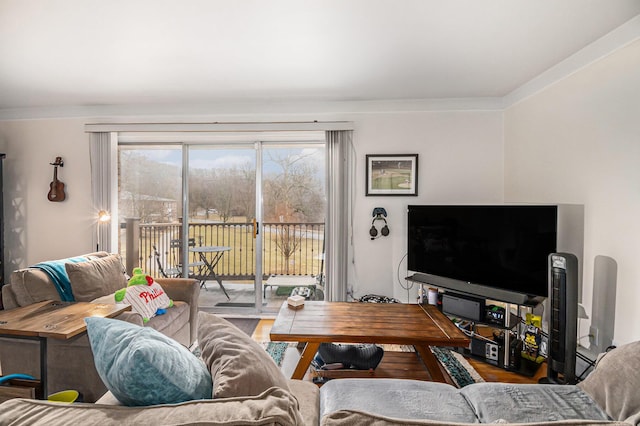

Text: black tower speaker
xmin=545 ymin=252 xmax=578 ymax=384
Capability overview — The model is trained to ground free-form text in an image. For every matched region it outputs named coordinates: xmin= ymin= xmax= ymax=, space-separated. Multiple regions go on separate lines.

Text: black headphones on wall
xmin=370 ymin=207 xmax=390 ymax=240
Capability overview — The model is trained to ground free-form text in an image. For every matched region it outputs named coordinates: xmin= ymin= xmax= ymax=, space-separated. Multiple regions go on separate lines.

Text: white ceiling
xmin=1 ymin=0 xmax=640 ymax=116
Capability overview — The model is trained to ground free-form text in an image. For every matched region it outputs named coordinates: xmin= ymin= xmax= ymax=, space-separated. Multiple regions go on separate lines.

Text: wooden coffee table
xmin=270 ymin=301 xmax=469 ymax=382
xmin=0 ymin=300 xmax=130 ymax=397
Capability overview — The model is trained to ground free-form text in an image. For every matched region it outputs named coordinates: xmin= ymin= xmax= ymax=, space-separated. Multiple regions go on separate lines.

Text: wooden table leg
xmin=414 ymin=344 xmax=446 ymax=383
xmin=291 ymin=342 xmax=320 ymax=380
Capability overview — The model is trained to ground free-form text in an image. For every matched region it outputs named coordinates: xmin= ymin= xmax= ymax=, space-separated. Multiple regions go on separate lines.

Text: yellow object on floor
xmin=47 ymin=390 xmax=79 ymax=403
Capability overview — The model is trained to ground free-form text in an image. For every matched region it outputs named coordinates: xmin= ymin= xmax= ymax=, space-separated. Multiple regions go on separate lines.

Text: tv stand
xmin=409 ymin=278 xmax=545 ymax=376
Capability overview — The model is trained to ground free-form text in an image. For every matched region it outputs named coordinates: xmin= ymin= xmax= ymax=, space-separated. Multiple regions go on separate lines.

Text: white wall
xmin=504 ymin=39 xmax=640 ymax=347
xmin=0 ymin=118 xmax=96 ymax=276
xmin=350 ymin=112 xmax=504 ymax=302
xmin=0 ymin=110 xmax=504 ymax=300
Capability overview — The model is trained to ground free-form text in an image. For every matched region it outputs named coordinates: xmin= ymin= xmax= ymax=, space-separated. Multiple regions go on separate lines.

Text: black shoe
xmin=318 ymin=343 xmax=384 ymax=370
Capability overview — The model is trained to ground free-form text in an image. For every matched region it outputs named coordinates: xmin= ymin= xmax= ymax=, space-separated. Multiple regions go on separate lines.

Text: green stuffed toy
xmin=115 ymin=267 xmax=173 ymax=323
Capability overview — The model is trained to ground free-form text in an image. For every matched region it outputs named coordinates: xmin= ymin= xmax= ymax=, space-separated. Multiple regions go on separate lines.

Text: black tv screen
xmin=407 ymin=205 xmax=557 ymax=299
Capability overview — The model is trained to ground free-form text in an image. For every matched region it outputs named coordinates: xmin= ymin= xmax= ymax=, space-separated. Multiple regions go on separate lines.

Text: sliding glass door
xmin=118 ymin=139 xmax=326 ymax=314
xmin=261 ymin=145 xmax=326 ymax=303
xmin=187 ymin=145 xmax=258 ymax=309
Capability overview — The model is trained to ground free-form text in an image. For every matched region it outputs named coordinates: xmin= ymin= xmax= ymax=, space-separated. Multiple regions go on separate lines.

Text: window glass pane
xmin=118 ymin=146 xmax=182 ymax=274
xmin=187 ymin=146 xmax=257 ymax=308
xmin=262 ymin=145 xmax=326 ymax=285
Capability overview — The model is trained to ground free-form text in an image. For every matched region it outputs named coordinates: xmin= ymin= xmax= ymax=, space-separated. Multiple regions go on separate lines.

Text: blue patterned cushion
xmin=85 ymin=317 xmax=212 ymax=406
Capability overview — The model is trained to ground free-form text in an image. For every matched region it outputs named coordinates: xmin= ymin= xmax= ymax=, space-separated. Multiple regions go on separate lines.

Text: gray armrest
xmin=579 ymin=341 xmax=640 ymax=425
xmin=155 ymin=278 xmax=200 ymax=345
xmin=156 ymin=278 xmax=199 ymax=303
xmin=1 ymin=284 xmax=19 ymax=309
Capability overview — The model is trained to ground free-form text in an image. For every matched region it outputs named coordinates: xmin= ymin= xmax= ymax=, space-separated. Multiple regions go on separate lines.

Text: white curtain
xmin=325 ymin=130 xmax=353 ymax=301
xmin=89 ymin=132 xmax=117 ymax=252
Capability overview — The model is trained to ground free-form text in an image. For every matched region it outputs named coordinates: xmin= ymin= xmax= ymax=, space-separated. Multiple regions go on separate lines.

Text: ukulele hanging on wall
xmin=47 ymin=156 xmax=66 ymax=202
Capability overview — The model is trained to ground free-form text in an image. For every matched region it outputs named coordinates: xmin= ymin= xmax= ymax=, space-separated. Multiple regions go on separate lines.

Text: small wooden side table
xmin=0 ymin=300 xmax=130 ymax=398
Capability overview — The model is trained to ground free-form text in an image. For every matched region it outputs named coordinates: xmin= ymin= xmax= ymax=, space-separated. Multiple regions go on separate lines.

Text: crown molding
xmin=503 ymin=14 xmax=640 ymax=108
xmin=0 ymin=97 xmax=505 ymax=121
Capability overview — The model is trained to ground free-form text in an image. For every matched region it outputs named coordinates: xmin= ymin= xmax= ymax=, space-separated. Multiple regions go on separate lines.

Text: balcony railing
xmin=120 ymin=220 xmax=324 ymax=280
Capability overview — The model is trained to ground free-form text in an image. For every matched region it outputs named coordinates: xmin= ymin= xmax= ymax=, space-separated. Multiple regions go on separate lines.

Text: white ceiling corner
xmin=0 ymin=0 xmax=639 ymax=119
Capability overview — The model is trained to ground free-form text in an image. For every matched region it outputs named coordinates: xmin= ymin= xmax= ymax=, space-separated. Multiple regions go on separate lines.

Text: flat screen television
xmin=407 ymin=205 xmax=557 ymax=304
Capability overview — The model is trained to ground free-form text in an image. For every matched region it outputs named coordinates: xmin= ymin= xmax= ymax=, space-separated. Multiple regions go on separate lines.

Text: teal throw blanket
xmin=31 ymin=256 xmax=88 ymax=302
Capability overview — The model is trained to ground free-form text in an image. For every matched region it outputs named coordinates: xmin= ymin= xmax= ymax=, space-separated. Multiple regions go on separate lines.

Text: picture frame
xmin=366 ymin=154 xmax=418 ymax=196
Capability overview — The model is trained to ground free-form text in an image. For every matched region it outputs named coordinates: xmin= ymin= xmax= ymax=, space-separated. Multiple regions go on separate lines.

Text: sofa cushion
xmin=320 ymin=378 xmax=479 ymax=423
xmin=145 ymin=301 xmax=189 ymax=336
xmin=4 ymin=252 xmax=112 ymax=308
xmin=0 ymin=387 xmax=304 ymax=426
xmin=320 ymin=379 xmax=614 ymax=426
xmin=66 ymin=254 xmax=128 ymax=302
xmin=320 ymin=410 xmax=626 ymax=426
xmin=579 ymin=341 xmax=640 ymax=425
xmin=461 ymin=383 xmax=611 ymax=423
xmin=85 ymin=317 xmax=212 ymax=406
xmin=198 ymin=311 xmax=291 ymax=398
xmin=288 ymin=379 xmax=321 ymax=426
xmin=8 ymin=268 xmax=61 ymax=306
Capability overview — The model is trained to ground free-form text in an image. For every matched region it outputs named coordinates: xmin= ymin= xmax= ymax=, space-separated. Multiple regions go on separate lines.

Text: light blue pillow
xmin=85 ymin=317 xmax=212 ymax=406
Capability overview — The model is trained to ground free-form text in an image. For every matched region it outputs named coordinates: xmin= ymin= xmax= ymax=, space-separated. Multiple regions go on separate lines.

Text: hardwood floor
xmin=253 ymin=318 xmax=545 ymax=384
xmin=466 ymin=356 xmax=546 ymax=383
xmin=250 ymin=318 xmax=274 ymax=342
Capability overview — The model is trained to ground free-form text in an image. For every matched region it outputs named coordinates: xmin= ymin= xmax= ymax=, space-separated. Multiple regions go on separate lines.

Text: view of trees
xmin=263 ymin=150 xmax=325 ymax=223
xmin=119 ymin=150 xmax=182 ymax=223
xmin=262 ymin=150 xmax=325 ymax=271
xmin=189 ymin=164 xmax=256 ymax=222
xmin=119 ymin=147 xmax=325 ymax=226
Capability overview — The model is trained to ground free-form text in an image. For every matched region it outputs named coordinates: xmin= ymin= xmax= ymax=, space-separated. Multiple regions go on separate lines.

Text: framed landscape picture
xmin=366 ymin=154 xmax=418 ymax=196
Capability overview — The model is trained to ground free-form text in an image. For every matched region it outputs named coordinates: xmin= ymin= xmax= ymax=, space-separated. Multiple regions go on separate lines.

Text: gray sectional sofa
xmin=0 ymin=252 xmax=200 ymax=402
xmin=318 ymin=339 xmax=640 ymax=425
xmin=0 ymin=309 xmax=639 ymax=426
